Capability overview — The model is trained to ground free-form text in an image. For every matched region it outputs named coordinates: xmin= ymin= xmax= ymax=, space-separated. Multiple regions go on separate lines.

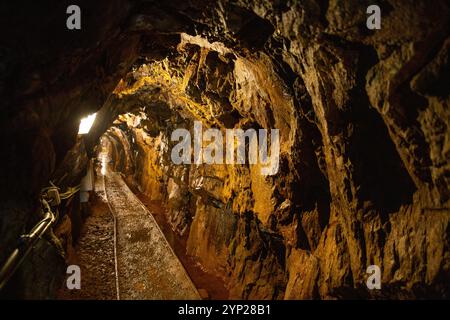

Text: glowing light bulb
xmin=78 ymin=113 xmax=97 ymax=134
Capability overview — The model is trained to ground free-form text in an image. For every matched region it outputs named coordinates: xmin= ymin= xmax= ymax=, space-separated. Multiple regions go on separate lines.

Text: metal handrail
xmin=0 ymin=199 xmax=56 ymax=291
xmin=0 ymin=183 xmax=79 ymax=292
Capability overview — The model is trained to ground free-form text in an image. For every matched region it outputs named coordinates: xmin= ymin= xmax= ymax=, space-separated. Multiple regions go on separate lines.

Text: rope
xmin=60 ymin=186 xmax=80 ymax=199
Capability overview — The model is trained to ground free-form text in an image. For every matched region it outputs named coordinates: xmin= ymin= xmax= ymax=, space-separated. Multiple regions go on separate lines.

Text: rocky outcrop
xmin=0 ymin=0 xmax=449 ymax=299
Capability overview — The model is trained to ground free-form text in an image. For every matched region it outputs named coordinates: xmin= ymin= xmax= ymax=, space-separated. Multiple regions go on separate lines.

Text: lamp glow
xmin=78 ymin=113 xmax=97 ymax=134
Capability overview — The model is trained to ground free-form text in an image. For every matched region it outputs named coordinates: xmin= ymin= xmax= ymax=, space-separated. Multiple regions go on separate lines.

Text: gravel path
xmin=58 ymin=182 xmax=116 ymax=300
xmin=104 ymin=172 xmax=200 ymax=300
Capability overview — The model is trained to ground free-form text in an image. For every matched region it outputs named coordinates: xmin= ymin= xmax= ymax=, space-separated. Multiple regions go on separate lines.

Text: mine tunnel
xmin=0 ymin=1 xmax=449 ymax=301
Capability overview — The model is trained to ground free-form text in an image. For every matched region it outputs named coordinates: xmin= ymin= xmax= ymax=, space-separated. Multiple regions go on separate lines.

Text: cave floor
xmin=58 ymin=182 xmax=116 ymax=300
xmin=104 ymin=172 xmax=200 ymax=300
xmin=57 ymin=168 xmax=229 ymax=300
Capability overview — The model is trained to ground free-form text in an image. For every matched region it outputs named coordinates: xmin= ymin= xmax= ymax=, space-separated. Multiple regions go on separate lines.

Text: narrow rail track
xmin=103 ymin=174 xmax=120 ymax=300
xmin=103 ymin=172 xmax=200 ymax=300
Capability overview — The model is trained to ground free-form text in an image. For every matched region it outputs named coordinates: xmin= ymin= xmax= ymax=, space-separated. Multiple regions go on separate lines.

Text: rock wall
xmin=100 ymin=16 xmax=450 ymax=296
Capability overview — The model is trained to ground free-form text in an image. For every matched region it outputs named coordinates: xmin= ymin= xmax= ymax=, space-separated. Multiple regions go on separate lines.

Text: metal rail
xmin=103 ymin=174 xmax=121 ymax=300
xmin=0 ymin=199 xmax=55 ymax=291
xmin=0 ymin=184 xmax=79 ymax=292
